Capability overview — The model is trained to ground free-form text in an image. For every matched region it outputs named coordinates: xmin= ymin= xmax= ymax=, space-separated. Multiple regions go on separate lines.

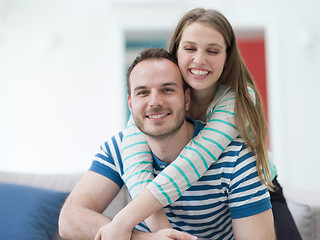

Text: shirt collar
xmin=152 ymin=118 xmax=205 ymax=170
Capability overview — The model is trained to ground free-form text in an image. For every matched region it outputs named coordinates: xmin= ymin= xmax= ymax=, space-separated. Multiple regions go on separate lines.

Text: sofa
xmin=0 ymin=170 xmax=319 ymax=240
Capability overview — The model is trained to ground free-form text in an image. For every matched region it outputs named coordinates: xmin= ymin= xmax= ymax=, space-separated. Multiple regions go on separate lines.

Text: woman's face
xmin=177 ymin=22 xmax=227 ymax=92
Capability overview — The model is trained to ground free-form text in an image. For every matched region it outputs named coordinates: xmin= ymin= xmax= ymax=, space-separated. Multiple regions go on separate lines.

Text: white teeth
xmin=148 ymin=114 xmax=167 ymax=119
xmin=191 ymin=69 xmax=209 ymax=76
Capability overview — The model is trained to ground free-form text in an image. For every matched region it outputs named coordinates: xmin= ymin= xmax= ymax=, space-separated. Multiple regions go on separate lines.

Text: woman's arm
xmin=121 ymin=116 xmax=154 ymax=199
xmin=147 ymin=86 xmax=240 ymax=206
xmin=121 ymin=116 xmax=171 ymax=232
xmin=96 ymin=188 xmax=163 ymax=240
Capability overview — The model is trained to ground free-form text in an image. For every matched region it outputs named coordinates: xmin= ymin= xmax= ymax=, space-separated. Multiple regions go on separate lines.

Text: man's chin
xmin=143 ymin=129 xmax=166 ymax=138
xmin=145 ymin=132 xmax=172 ymax=140
xmin=143 ymin=126 xmax=181 ymax=140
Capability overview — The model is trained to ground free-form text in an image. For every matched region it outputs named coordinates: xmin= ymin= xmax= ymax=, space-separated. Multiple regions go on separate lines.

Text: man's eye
xmin=163 ymin=88 xmax=174 ymax=93
xmin=137 ymin=91 xmax=147 ymax=96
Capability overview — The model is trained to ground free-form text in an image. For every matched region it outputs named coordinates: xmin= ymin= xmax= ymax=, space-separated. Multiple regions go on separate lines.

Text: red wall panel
xmin=237 ymin=38 xmax=268 ymax=122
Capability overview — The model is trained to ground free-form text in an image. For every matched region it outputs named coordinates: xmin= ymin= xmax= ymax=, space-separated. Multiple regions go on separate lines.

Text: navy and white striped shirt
xmin=90 ymin=119 xmax=271 ymax=240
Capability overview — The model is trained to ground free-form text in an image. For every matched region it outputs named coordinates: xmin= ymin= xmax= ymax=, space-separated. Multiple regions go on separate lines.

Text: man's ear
xmin=185 ymin=88 xmax=191 ymax=111
xmin=127 ymin=94 xmax=133 ymax=113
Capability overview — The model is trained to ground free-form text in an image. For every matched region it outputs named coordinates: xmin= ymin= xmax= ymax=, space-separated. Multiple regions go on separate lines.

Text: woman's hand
xmin=132 ymin=228 xmax=198 ymax=240
xmin=94 ymin=221 xmax=132 ymax=240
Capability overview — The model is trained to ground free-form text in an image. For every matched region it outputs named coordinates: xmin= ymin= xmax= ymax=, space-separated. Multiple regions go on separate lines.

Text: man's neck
xmin=146 ymin=120 xmax=194 ymax=164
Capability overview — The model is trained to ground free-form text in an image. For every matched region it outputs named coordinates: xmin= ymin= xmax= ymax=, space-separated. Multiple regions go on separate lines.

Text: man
xmin=59 ymin=48 xmax=275 ymax=240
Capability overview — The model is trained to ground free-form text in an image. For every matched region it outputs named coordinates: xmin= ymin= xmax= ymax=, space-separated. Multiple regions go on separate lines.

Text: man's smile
xmin=146 ymin=113 xmax=170 ymax=120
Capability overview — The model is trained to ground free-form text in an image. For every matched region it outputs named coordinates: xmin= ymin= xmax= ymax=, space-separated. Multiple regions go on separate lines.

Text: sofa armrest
xmin=0 ymin=171 xmax=83 ymax=192
xmin=283 ymin=186 xmax=320 ymax=240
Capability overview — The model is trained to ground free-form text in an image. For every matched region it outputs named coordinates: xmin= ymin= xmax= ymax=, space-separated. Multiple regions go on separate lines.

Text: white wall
xmin=0 ymin=0 xmax=126 ymax=173
xmin=1 ymin=0 xmax=319 ymax=191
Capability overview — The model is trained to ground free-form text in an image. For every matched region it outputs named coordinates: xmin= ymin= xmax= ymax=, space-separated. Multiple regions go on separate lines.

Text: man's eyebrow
xmin=162 ymin=82 xmax=179 ymax=87
xmin=133 ymin=82 xmax=178 ymax=92
xmin=133 ymin=86 xmax=147 ymax=92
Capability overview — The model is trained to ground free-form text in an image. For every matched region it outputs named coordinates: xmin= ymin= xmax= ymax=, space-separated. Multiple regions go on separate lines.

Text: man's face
xmin=128 ymin=58 xmax=190 ymax=139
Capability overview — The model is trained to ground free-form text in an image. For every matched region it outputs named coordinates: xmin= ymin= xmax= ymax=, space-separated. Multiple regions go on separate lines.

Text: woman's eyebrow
xmin=181 ymin=40 xmax=223 ymax=48
xmin=208 ymin=43 xmax=224 ymax=48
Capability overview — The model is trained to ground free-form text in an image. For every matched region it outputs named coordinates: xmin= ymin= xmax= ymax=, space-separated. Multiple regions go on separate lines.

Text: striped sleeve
xmin=120 ymin=116 xmax=154 ymax=199
xmin=227 ymin=143 xmax=271 ymax=219
xmin=89 ymin=132 xmax=125 ymax=188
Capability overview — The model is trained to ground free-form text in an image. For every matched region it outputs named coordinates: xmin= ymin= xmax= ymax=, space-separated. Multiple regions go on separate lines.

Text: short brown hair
xmin=126 ymin=48 xmax=187 ymax=95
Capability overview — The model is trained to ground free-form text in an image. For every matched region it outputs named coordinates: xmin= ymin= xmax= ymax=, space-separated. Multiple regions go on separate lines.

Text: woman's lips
xmin=190 ymin=68 xmax=210 ymax=77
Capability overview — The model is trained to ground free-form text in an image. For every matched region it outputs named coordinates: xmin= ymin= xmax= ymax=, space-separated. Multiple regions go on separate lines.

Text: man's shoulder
xmin=91 ymin=132 xmax=125 ymax=170
xmin=102 ymin=131 xmax=124 ymax=150
xmin=89 ymin=131 xmax=125 ymax=188
xmin=186 ymin=118 xmax=205 ymax=136
xmin=190 ymin=117 xmax=252 ymax=165
xmin=216 ymin=136 xmax=254 ymax=165
xmin=99 ymin=131 xmax=125 ymax=162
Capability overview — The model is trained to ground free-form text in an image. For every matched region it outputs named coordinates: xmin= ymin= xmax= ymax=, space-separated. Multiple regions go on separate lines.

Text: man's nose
xmin=149 ymin=91 xmax=163 ymax=107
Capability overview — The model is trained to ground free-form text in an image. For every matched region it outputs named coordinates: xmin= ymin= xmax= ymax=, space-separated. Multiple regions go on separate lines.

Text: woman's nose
xmin=193 ymin=51 xmax=207 ymax=66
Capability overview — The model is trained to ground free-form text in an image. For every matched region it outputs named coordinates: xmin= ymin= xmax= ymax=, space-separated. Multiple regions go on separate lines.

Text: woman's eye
xmin=184 ymin=47 xmax=195 ymax=52
xmin=208 ymin=50 xmax=219 ymax=54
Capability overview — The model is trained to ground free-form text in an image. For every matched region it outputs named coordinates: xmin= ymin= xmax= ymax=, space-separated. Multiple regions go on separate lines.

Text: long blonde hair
xmin=168 ymin=8 xmax=272 ymax=189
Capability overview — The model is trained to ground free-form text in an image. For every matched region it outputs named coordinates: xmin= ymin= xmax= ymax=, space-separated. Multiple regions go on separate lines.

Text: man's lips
xmin=146 ymin=113 xmax=170 ymax=120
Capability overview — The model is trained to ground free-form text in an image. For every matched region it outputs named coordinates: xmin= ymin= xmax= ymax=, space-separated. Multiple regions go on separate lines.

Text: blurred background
xmin=0 ymin=0 xmax=319 ymax=192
